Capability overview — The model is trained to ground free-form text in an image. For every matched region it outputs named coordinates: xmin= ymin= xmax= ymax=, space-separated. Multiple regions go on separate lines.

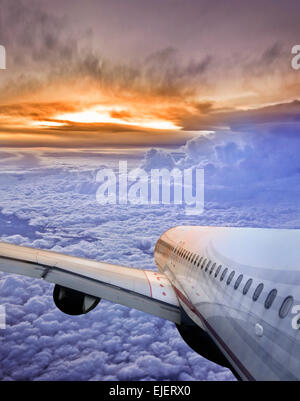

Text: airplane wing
xmin=0 ymin=242 xmax=181 ymax=324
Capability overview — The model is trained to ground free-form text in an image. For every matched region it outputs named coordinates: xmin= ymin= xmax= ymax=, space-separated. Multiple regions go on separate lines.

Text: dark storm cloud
xmin=180 ymin=100 xmax=300 ymax=131
xmin=1 ymin=0 xmax=299 ymax=102
xmin=140 ymin=47 xmax=212 ymax=96
xmin=0 ymin=0 xmax=215 ymax=101
xmin=69 ymin=46 xmax=213 ymax=99
xmin=0 ymin=0 xmax=76 ymax=62
xmin=226 ymin=101 xmax=300 ymax=128
xmin=261 ymin=43 xmax=283 ymax=66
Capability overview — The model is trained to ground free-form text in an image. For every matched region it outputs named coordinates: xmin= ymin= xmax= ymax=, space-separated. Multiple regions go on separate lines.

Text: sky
xmin=0 ymin=0 xmax=300 ymax=382
xmin=0 ymin=0 xmax=299 ymax=147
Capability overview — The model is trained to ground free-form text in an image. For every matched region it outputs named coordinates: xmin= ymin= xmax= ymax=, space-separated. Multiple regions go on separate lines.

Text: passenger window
xmin=227 ymin=271 xmax=235 ymax=285
xmin=205 ymin=261 xmax=211 ymax=272
xmin=265 ymin=289 xmax=277 ymax=309
xmin=253 ymin=283 xmax=264 ymax=301
xmin=220 ymin=268 xmax=228 ymax=281
xmin=279 ymin=296 xmax=294 ymax=318
xmin=210 ymin=263 xmax=216 ymax=275
xmin=201 ymin=258 xmax=207 ymax=270
xmin=194 ymin=255 xmax=199 ymax=265
xmin=243 ymin=279 xmax=253 ymax=295
xmin=215 ymin=265 xmax=222 ymax=278
xmin=197 ymin=257 xmax=203 ymax=267
xmin=234 ymin=274 xmax=243 ymax=290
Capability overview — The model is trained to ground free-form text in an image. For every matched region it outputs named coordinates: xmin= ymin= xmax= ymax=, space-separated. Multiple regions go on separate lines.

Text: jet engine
xmin=53 ymin=284 xmax=101 ymax=316
xmin=176 ymin=323 xmax=230 ymax=368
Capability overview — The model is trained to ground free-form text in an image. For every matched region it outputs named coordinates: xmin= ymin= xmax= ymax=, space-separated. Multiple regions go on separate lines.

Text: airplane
xmin=0 ymin=225 xmax=299 ymax=381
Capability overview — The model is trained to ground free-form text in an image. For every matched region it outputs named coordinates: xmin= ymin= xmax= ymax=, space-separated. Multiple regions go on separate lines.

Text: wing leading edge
xmin=0 ymin=242 xmax=181 ymax=324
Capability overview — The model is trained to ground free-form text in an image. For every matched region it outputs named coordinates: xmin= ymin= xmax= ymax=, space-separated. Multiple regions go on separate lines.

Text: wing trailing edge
xmin=0 ymin=242 xmax=181 ymax=323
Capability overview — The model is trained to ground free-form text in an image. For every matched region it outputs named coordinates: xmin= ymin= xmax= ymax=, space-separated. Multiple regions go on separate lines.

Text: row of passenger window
xmin=173 ymin=245 xmax=294 ymax=320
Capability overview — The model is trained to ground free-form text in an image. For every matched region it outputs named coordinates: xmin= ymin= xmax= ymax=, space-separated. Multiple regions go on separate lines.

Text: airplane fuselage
xmin=154 ymin=226 xmax=300 ymax=381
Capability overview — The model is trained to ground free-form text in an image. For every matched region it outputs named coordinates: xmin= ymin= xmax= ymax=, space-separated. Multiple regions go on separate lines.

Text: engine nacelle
xmin=176 ymin=320 xmax=241 ymax=380
xmin=53 ymin=285 xmax=101 ymax=316
xmin=176 ymin=323 xmax=230 ymax=368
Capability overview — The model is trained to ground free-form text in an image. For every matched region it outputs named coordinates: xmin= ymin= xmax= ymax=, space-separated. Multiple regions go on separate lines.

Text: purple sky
xmin=0 ymin=0 xmax=299 ymax=147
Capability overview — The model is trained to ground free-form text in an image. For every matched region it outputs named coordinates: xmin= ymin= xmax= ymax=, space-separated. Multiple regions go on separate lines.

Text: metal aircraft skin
xmin=0 ymin=225 xmax=299 ymax=381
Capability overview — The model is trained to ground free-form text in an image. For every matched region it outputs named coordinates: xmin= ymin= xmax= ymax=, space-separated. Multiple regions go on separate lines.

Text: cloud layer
xmin=0 ymin=121 xmax=300 ymax=380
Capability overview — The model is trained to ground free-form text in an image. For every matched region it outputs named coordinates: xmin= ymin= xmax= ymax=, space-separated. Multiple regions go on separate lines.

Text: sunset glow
xmin=54 ymin=106 xmax=181 ymax=130
xmin=31 ymin=121 xmax=66 ymax=128
xmin=0 ymin=0 xmax=299 ymax=148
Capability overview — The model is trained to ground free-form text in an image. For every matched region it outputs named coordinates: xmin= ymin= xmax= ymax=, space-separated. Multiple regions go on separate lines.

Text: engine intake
xmin=53 ymin=285 xmax=101 ymax=315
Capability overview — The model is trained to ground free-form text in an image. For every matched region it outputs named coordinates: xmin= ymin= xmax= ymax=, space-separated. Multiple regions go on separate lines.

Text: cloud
xmin=141 ymin=148 xmax=176 ymax=171
xmin=141 ymin=120 xmax=300 ymax=208
xmin=1 ymin=0 xmax=299 ymax=137
xmin=0 ymin=153 xmax=234 ymax=381
xmin=0 ymin=1 xmax=299 ymax=154
xmin=136 ymin=238 xmax=152 ymax=252
xmin=0 ymin=1 xmax=214 ymax=104
xmin=0 ymin=151 xmax=42 ymax=170
xmin=180 ymin=100 xmax=300 ymax=132
xmin=1 ymin=121 xmax=300 ymax=381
